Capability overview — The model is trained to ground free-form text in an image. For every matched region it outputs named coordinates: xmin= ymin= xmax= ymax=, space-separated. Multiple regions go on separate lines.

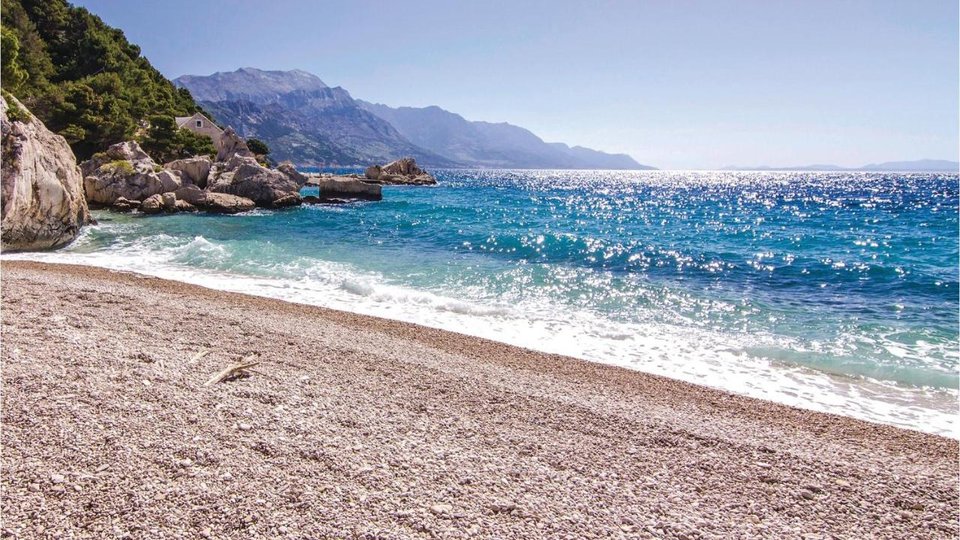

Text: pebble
xmin=238 ymin=423 xmax=252 ymax=431
xmin=430 ymin=504 xmax=453 ymax=515
xmin=799 ymin=489 xmax=815 ymax=500
xmin=834 ymin=478 xmax=851 ymax=488
xmin=49 ymin=473 xmax=65 ymax=484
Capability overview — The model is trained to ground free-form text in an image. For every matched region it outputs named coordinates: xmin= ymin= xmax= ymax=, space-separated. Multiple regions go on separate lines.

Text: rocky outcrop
xmin=164 ymin=156 xmax=212 ymax=188
xmin=216 ymin=127 xmax=255 ymax=162
xmin=79 ymin=126 xmax=311 ymax=215
xmin=307 ymin=176 xmax=382 ymax=201
xmin=81 ymin=141 xmax=166 ymax=205
xmin=366 ymin=158 xmax=436 ymax=185
xmin=1 ymin=95 xmax=91 ymax=251
xmin=208 ymin=154 xmax=302 ymax=207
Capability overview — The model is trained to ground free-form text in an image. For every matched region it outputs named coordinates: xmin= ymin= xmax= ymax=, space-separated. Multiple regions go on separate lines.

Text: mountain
xmin=174 ymin=69 xmax=457 ymax=167
xmin=858 ymin=160 xmax=958 ymax=172
xmin=723 ymin=160 xmax=958 ymax=172
xmin=358 ymin=101 xmax=652 ymax=170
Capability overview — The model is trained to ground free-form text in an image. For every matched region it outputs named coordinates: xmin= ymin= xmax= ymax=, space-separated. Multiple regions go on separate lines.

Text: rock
xmin=112 ymin=197 xmax=141 ymax=212
xmin=174 ymin=185 xmax=207 ymax=206
xmin=157 ymin=169 xmax=183 ymax=192
xmin=216 ymin=127 xmax=255 ymax=162
xmin=141 ymin=194 xmax=163 ymax=214
xmin=161 ymin=192 xmax=177 ymax=212
xmin=310 ymin=176 xmax=382 ymax=201
xmin=1 ymin=95 xmax=91 ymax=251
xmin=382 ymin=158 xmax=422 ymax=176
xmin=798 ymin=489 xmax=815 ymax=500
xmin=277 ymin=161 xmax=308 ymax=188
xmin=271 ymin=193 xmax=302 ymax=208
xmin=81 ymin=141 xmax=166 ymax=205
xmin=429 ymin=504 xmax=452 ymax=515
xmin=366 ymin=158 xmax=437 ymax=185
xmin=164 ymin=156 xmax=212 ymax=188
xmin=175 ymin=199 xmax=198 ymax=212
xmin=49 ymin=473 xmax=65 ymax=484
xmin=201 ymin=193 xmax=256 ymax=214
xmin=208 ymin=154 xmax=300 ymax=207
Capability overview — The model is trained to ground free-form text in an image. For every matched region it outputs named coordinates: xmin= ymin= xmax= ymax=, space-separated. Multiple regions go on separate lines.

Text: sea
xmin=7 ymin=170 xmax=958 ymax=436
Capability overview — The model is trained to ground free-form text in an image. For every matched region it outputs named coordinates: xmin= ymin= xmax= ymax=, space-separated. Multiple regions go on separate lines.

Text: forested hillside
xmin=1 ymin=0 xmax=210 ymax=160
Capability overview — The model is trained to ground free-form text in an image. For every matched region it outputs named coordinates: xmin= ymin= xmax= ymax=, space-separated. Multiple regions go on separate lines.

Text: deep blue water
xmin=10 ymin=170 xmax=958 ymax=434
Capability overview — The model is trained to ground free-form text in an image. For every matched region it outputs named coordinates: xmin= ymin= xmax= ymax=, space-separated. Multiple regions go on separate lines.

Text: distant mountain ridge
xmin=174 ymin=68 xmax=652 ymax=169
xmin=357 ymin=101 xmax=651 ymax=170
xmin=722 ymin=159 xmax=958 ymax=172
xmin=174 ymin=68 xmax=454 ymax=166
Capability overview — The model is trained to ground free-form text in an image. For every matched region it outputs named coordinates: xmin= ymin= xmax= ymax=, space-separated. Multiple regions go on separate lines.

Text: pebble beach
xmin=1 ymin=261 xmax=957 ymax=539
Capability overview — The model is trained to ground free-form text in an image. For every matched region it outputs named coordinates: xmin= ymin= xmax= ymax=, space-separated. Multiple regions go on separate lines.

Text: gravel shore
xmin=2 ymin=261 xmax=956 ymax=539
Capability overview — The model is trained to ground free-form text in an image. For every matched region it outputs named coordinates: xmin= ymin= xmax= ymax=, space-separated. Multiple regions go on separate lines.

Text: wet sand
xmin=1 ymin=261 xmax=956 ymax=539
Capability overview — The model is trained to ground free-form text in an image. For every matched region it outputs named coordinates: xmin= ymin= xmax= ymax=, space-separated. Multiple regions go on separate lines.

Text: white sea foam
xmin=6 ymin=236 xmax=957 ymax=437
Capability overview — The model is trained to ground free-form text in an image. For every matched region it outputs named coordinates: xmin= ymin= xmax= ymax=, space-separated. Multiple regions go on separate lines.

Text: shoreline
xmin=5 ymin=245 xmax=957 ymax=437
xmin=2 ymin=261 xmax=957 ymax=538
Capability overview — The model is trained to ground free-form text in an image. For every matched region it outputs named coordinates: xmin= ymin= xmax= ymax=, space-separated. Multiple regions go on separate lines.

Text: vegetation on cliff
xmin=0 ymin=0 xmax=210 ymax=161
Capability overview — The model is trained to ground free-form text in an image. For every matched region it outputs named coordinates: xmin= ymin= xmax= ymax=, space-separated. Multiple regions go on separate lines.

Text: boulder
xmin=173 ymin=185 xmax=207 ymax=206
xmin=111 ymin=197 xmax=140 ymax=212
xmin=367 ymin=158 xmax=437 ymax=185
xmin=161 ymin=192 xmax=177 ymax=212
xmin=157 ymin=169 xmax=182 ymax=192
xmin=277 ymin=161 xmax=308 ymax=188
xmin=141 ymin=194 xmax=163 ymax=214
xmin=1 ymin=95 xmax=91 ymax=251
xmin=311 ymin=176 xmax=382 ymax=201
xmin=216 ymin=127 xmax=255 ymax=162
xmin=164 ymin=156 xmax=212 ymax=188
xmin=271 ymin=193 xmax=303 ymax=208
xmin=81 ymin=141 xmax=167 ymax=205
xmin=382 ymin=158 xmax=422 ymax=176
xmin=175 ymin=199 xmax=198 ymax=212
xmin=208 ymin=154 xmax=301 ymax=207
xmin=202 ymin=192 xmax=256 ymax=214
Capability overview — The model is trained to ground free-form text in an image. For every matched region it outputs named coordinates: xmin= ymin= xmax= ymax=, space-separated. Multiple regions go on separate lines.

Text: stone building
xmin=175 ymin=112 xmax=224 ymax=149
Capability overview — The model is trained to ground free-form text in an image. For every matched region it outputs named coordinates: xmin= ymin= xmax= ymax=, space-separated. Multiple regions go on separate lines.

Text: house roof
xmin=175 ymin=112 xmax=222 ymax=132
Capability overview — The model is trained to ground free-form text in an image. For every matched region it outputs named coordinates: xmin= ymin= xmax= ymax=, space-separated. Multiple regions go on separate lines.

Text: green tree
xmin=0 ymin=0 xmax=212 ymax=160
xmin=246 ymin=138 xmax=269 ymax=156
xmin=140 ymin=115 xmax=215 ymax=163
xmin=1 ymin=26 xmax=29 ymax=93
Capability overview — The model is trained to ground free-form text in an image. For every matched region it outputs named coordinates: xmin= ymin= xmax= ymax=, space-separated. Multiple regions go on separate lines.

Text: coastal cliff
xmin=1 ymin=95 xmax=90 ymax=251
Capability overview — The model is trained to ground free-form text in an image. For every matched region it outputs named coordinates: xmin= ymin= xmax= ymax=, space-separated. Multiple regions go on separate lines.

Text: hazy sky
xmin=75 ymin=0 xmax=958 ymax=169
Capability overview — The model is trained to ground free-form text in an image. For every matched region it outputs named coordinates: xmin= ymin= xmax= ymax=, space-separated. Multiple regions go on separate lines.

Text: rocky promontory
xmin=1 ymin=95 xmax=91 ymax=251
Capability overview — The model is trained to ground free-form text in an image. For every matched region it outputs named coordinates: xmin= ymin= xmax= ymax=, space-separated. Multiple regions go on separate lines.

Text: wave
xmin=5 ymin=231 xmax=957 ymax=437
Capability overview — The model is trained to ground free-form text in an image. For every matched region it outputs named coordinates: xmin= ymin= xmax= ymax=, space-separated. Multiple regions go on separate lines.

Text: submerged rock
xmin=1 ymin=95 xmax=91 ymax=251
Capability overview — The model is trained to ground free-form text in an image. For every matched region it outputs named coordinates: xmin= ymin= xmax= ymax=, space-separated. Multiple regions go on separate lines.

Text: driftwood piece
xmin=204 ymin=357 xmax=260 ymax=386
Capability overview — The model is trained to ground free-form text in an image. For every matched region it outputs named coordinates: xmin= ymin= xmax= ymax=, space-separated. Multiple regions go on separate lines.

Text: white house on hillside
xmin=175 ymin=112 xmax=224 ymax=148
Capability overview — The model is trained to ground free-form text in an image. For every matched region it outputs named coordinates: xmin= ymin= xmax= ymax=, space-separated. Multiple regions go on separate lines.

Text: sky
xmin=75 ymin=0 xmax=958 ymax=169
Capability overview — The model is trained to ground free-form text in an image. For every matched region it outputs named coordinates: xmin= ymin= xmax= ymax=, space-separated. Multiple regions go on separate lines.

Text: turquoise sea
xmin=8 ymin=170 xmax=958 ymax=435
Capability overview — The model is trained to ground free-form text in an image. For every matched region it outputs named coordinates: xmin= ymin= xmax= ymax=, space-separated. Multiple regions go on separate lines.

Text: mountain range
xmin=722 ymin=159 xmax=959 ymax=172
xmin=174 ymin=68 xmax=651 ymax=169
